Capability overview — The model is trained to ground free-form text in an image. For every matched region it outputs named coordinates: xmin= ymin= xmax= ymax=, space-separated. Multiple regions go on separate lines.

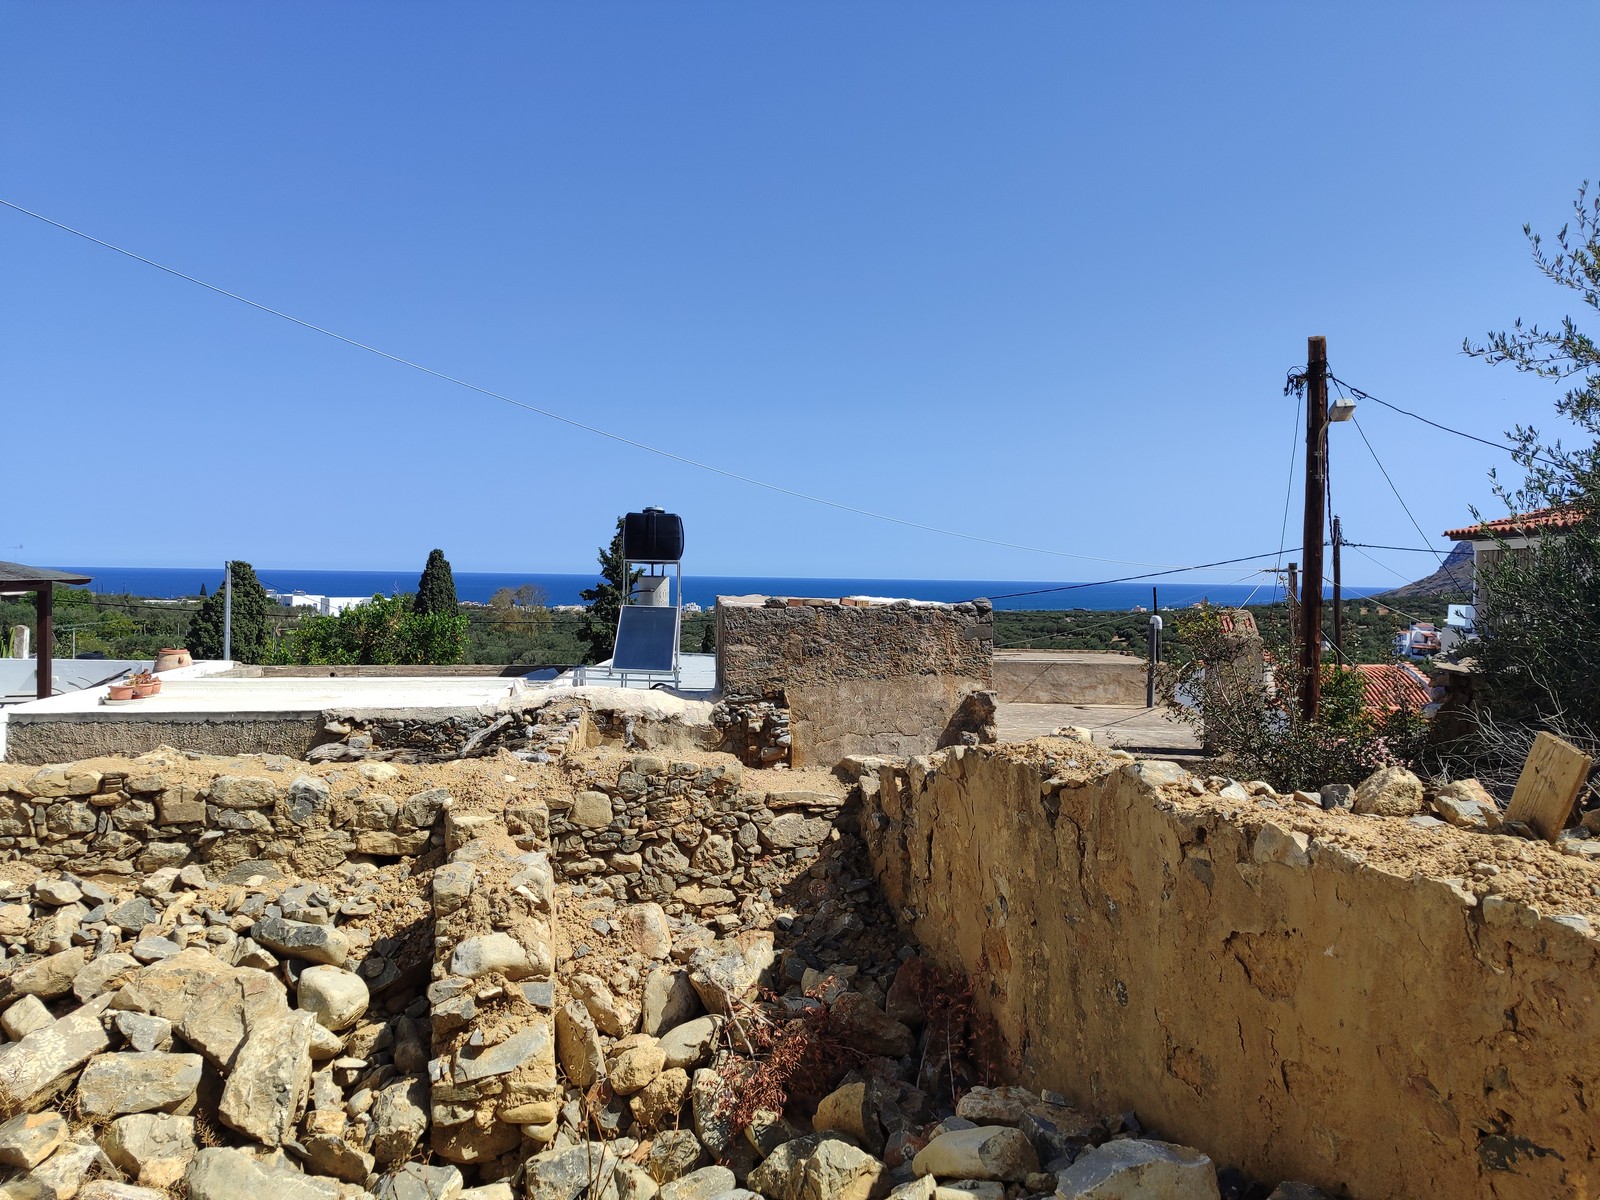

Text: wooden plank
xmin=1506 ymin=731 xmax=1594 ymax=840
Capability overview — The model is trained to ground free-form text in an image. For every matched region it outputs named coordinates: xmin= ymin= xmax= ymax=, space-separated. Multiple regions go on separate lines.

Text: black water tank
xmin=623 ymin=507 xmax=685 ymax=562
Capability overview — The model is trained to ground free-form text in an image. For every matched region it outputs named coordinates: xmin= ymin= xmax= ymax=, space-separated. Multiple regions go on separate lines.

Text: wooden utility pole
xmin=1331 ymin=515 xmax=1343 ymax=662
xmin=1299 ymin=335 xmax=1329 ymax=720
xmin=1286 ymin=562 xmax=1299 ymax=647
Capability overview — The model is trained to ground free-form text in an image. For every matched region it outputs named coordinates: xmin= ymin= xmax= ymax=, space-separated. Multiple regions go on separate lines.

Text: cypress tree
xmin=185 ymin=562 xmax=273 ymax=662
xmin=578 ymin=518 xmax=640 ymax=663
xmin=414 ymin=549 xmax=459 ymax=615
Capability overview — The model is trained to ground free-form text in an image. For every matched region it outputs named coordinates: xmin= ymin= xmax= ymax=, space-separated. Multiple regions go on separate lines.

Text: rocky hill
xmin=1377 ymin=540 xmax=1474 ymax=600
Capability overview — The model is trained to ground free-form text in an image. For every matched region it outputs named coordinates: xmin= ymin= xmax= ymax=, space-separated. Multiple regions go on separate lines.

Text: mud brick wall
xmin=855 ymin=743 xmax=1600 ymax=1200
xmin=715 ymin=598 xmax=995 ymax=768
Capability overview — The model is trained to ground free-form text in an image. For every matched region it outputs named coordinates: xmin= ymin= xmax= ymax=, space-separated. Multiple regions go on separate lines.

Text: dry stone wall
xmin=855 ymin=740 xmax=1600 ymax=1200
xmin=716 ymin=596 xmax=996 ymax=767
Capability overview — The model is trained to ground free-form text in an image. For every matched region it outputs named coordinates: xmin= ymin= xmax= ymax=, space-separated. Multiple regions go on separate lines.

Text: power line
xmin=2 ymin=197 xmax=1230 ymax=574
xmin=985 ymin=548 xmax=1295 ymax=601
xmin=1348 ymin=414 xmax=1472 ymax=594
xmin=1327 ymin=371 xmax=1566 ymax=469
xmin=1274 ymin=381 xmax=1303 ymax=576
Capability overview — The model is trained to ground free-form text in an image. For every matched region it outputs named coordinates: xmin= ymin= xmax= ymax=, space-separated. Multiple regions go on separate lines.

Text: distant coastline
xmin=53 ymin=565 xmax=1387 ymax=613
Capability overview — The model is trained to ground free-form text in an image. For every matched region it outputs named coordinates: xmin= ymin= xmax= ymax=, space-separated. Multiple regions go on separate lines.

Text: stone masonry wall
xmin=716 ymin=597 xmax=996 ymax=768
xmin=855 ymin=741 xmax=1600 ymax=1200
xmin=549 ymin=754 xmax=846 ymax=919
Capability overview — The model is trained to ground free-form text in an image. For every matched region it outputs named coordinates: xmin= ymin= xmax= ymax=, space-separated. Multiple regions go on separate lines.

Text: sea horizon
xmin=50 ymin=565 xmax=1390 ymax=613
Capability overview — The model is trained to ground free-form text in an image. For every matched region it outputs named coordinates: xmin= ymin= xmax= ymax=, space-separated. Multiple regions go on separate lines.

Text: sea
xmin=54 ymin=566 xmax=1387 ymax=612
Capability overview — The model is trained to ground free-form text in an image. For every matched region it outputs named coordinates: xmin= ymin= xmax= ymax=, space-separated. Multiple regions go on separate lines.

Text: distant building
xmin=1441 ymin=504 xmax=1582 ymax=633
xmin=267 ymin=590 xmax=374 ymax=618
xmin=1353 ymin=662 xmax=1432 ymax=714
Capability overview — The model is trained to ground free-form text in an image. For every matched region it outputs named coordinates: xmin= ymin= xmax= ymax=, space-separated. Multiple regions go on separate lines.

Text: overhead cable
xmin=2 ymin=197 xmax=1232 ymax=574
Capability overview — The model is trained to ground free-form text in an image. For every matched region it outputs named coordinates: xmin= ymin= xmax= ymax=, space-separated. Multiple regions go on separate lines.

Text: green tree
xmin=280 ymin=593 xmax=468 ymax=665
xmin=578 ymin=518 xmax=639 ymax=664
xmin=1462 ymin=180 xmax=1600 ymax=750
xmin=186 ymin=562 xmax=273 ymax=662
xmin=413 ymin=549 xmax=459 ymax=616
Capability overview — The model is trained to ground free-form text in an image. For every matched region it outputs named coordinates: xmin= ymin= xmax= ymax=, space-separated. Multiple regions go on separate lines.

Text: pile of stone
xmin=710 ymin=697 xmax=791 ymax=768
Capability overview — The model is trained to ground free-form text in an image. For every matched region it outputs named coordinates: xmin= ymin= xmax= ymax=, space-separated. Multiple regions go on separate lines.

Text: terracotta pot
xmin=107 ymin=684 xmax=136 ymax=701
xmin=155 ymin=648 xmax=192 ymax=672
xmin=131 ymin=679 xmax=162 ymax=698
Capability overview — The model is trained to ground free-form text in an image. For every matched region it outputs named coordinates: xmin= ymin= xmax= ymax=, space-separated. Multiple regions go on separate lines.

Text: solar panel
xmin=612 ymin=605 xmax=678 ymax=672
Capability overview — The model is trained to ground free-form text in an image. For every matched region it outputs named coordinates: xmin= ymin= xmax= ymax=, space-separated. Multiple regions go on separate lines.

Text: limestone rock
xmin=1055 ymin=1139 xmax=1221 ymax=1199
xmin=746 ymin=1134 xmax=890 ymax=1200
xmin=78 ymin=1183 xmax=172 ymax=1200
xmin=657 ymin=1166 xmax=735 ymax=1200
xmin=100 ymin=1113 xmax=197 ymax=1188
xmin=831 ymin=992 xmax=914 ymax=1057
xmin=1266 ymin=1185 xmax=1336 ymax=1200
xmin=375 ymin=1162 xmax=466 ymax=1200
xmin=912 ymin=1125 xmax=1039 ymax=1182
xmin=658 ymin=1015 xmax=721 ymax=1070
xmin=645 ymin=1127 xmax=707 ymax=1182
xmin=296 ymin=965 xmax=370 ymax=1032
xmin=0 ymin=1111 xmax=67 ymax=1168
xmin=690 ymin=1066 xmax=734 ymax=1154
xmin=450 ymin=933 xmax=534 ymax=980
xmin=6 ymin=947 xmax=87 ymax=1000
xmin=614 ymin=1162 xmax=660 ymax=1200
xmin=630 ymin=1066 xmax=690 ymax=1130
xmin=1434 ymin=780 xmax=1503 ymax=832
xmin=303 ymin=1132 xmax=376 ymax=1183
xmin=72 ymin=953 xmax=140 ymax=1004
xmin=22 ymin=1132 xmax=108 ymax=1200
xmin=814 ymin=1079 xmax=883 ymax=1155
xmin=185 ymin=1145 xmax=342 ymax=1200
xmin=1351 ymin=766 xmax=1424 ymax=817
xmin=110 ymin=1011 xmax=173 ymax=1053
xmin=555 ymin=1000 xmax=605 ymax=1089
xmin=571 ymin=973 xmax=638 ymax=1038
xmin=251 ymin=916 xmax=350 ymax=966
xmin=77 ymin=1051 xmax=203 ymax=1116
xmin=1 ymin=995 xmax=54 ymax=1042
xmin=686 ymin=941 xmax=773 ymax=1016
xmin=0 ymin=994 xmax=113 ymax=1113
xmin=218 ymin=1009 xmax=316 ymax=1145
xmin=522 ymin=1142 xmax=620 ymax=1200
xmin=642 ymin=967 xmax=700 ymax=1038
xmin=1252 ymin=824 xmax=1311 ymax=868
xmin=371 ymin=1076 xmax=430 ymax=1166
xmin=173 ymin=964 xmax=291 ymax=1069
xmin=608 ymin=1040 xmax=666 ymax=1095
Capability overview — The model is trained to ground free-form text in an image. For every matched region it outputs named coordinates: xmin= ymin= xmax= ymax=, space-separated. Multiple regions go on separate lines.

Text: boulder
xmin=304 ymin=1131 xmax=376 ymax=1183
xmin=687 ymin=940 xmax=773 ymax=1015
xmin=100 ymin=1113 xmax=198 ymax=1188
xmin=609 ymin=1040 xmax=666 ymax=1095
xmin=642 ymin=967 xmax=700 ymax=1037
xmin=554 ymin=1001 xmax=605 ymax=1089
xmin=296 ymin=965 xmax=370 ymax=1031
xmin=77 ymin=1051 xmax=203 ymax=1115
xmin=1351 ymin=766 xmax=1424 ymax=817
xmin=186 ymin=1146 xmax=342 ymax=1200
xmin=746 ymin=1135 xmax=890 ymax=1200
xmin=831 ymin=992 xmax=914 ymax=1057
xmin=175 ymin=965 xmax=291 ymax=1068
xmin=617 ymin=903 xmax=672 ymax=959
xmin=1055 ymin=1139 xmax=1221 ymax=1199
xmin=814 ymin=1079 xmax=884 ymax=1155
xmin=690 ymin=1067 xmax=734 ymax=1155
xmin=23 ymin=1132 xmax=108 ymax=1200
xmin=6 ymin=947 xmax=87 ymax=1000
xmin=0 ymin=994 xmax=113 ymax=1112
xmin=1434 ymin=780 xmax=1503 ymax=832
xmin=657 ymin=1166 xmax=735 ymax=1200
xmin=1 ymin=995 xmax=54 ymax=1041
xmin=912 ymin=1125 xmax=1039 ymax=1182
xmin=658 ymin=1016 xmax=721 ymax=1071
xmin=218 ymin=1009 xmax=316 ymax=1145
xmin=251 ymin=916 xmax=350 ymax=966
xmin=78 ymin=1183 xmax=172 ymax=1200
xmin=522 ymin=1142 xmax=621 ymax=1200
xmin=0 ymin=1110 xmax=68 ymax=1168
xmin=630 ymin=1067 xmax=690 ymax=1130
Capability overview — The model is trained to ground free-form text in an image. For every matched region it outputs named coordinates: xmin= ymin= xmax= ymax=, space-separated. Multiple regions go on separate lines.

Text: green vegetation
xmin=578 ymin=518 xmax=640 ymax=664
xmin=413 ymin=549 xmax=459 ymax=616
xmin=273 ymin=593 xmax=469 ymax=665
xmin=186 ymin=562 xmax=273 ymax=662
xmin=1157 ymin=603 xmax=1429 ymax=791
xmin=1455 ymin=178 xmax=1600 ymax=769
xmin=994 ymin=596 xmax=1447 ymax=665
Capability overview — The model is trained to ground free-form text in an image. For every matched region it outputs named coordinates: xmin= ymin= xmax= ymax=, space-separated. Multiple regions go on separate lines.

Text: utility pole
xmin=223 ymin=561 xmax=233 ymax=662
xmin=1299 ymin=335 xmax=1329 ymax=720
xmin=1331 ymin=515 xmax=1343 ymax=663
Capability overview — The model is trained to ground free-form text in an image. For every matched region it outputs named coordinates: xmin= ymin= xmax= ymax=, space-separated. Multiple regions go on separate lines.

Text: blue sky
xmin=3 ymin=4 xmax=1596 ymax=587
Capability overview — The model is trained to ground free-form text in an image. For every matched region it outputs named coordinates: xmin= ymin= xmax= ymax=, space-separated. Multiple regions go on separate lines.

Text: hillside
xmin=1376 ymin=540 xmax=1474 ymax=601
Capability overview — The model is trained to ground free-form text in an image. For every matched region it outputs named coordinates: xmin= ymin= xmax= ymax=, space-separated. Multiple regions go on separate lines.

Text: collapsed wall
xmin=853 ymin=739 xmax=1600 ymax=1200
xmin=716 ymin=595 xmax=996 ymax=766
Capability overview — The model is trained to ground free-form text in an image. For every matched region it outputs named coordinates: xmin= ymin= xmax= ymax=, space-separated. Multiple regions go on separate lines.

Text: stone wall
xmin=854 ymin=741 xmax=1600 ymax=1200
xmin=0 ymin=758 xmax=453 ymax=878
xmin=716 ymin=596 xmax=996 ymax=767
xmin=550 ymin=754 xmax=847 ymax=919
xmin=5 ymin=714 xmax=324 ymax=766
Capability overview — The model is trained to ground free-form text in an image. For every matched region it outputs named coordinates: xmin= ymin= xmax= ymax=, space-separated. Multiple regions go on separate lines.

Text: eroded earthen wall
xmin=716 ymin=598 xmax=995 ymax=767
xmin=857 ymin=743 xmax=1600 ymax=1200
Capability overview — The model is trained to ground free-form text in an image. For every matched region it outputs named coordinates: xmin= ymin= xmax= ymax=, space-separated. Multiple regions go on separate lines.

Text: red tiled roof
xmin=1355 ymin=663 xmax=1431 ymax=714
xmin=1442 ymin=505 xmax=1583 ymax=541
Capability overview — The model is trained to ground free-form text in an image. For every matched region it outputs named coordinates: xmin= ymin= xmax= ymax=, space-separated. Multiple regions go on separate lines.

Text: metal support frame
xmin=573 ymin=558 xmax=684 ymax=690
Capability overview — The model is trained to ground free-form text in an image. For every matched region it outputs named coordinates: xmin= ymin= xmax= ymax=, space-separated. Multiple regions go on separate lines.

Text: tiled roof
xmin=1442 ymin=505 xmax=1583 ymax=541
xmin=1355 ymin=663 xmax=1431 ymax=713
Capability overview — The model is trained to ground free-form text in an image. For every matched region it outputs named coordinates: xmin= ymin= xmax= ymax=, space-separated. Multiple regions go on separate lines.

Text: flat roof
xmin=0 ymin=561 xmax=91 ymax=588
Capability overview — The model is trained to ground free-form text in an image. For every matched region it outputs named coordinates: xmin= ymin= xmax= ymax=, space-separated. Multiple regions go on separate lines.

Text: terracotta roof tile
xmin=1354 ymin=663 xmax=1431 ymax=714
xmin=1442 ymin=505 xmax=1583 ymax=541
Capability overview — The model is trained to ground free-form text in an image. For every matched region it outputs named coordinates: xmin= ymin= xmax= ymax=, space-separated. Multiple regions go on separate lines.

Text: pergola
xmin=0 ymin=561 xmax=93 ymax=699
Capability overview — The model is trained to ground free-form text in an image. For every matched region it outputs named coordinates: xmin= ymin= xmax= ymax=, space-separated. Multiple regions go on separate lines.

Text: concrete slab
xmin=996 ymin=702 xmax=1201 ymax=753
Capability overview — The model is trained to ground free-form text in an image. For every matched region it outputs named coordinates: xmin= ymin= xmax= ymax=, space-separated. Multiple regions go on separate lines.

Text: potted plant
xmin=107 ymin=680 xmax=136 ymax=701
xmin=128 ymin=670 xmax=161 ymax=698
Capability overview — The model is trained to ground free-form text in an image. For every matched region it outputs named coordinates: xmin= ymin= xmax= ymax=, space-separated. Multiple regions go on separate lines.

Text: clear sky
xmin=3 ymin=4 xmax=1596 ymax=587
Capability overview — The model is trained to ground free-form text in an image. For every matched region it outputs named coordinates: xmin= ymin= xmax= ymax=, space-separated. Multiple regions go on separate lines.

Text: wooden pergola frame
xmin=0 ymin=562 xmax=93 ymax=700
